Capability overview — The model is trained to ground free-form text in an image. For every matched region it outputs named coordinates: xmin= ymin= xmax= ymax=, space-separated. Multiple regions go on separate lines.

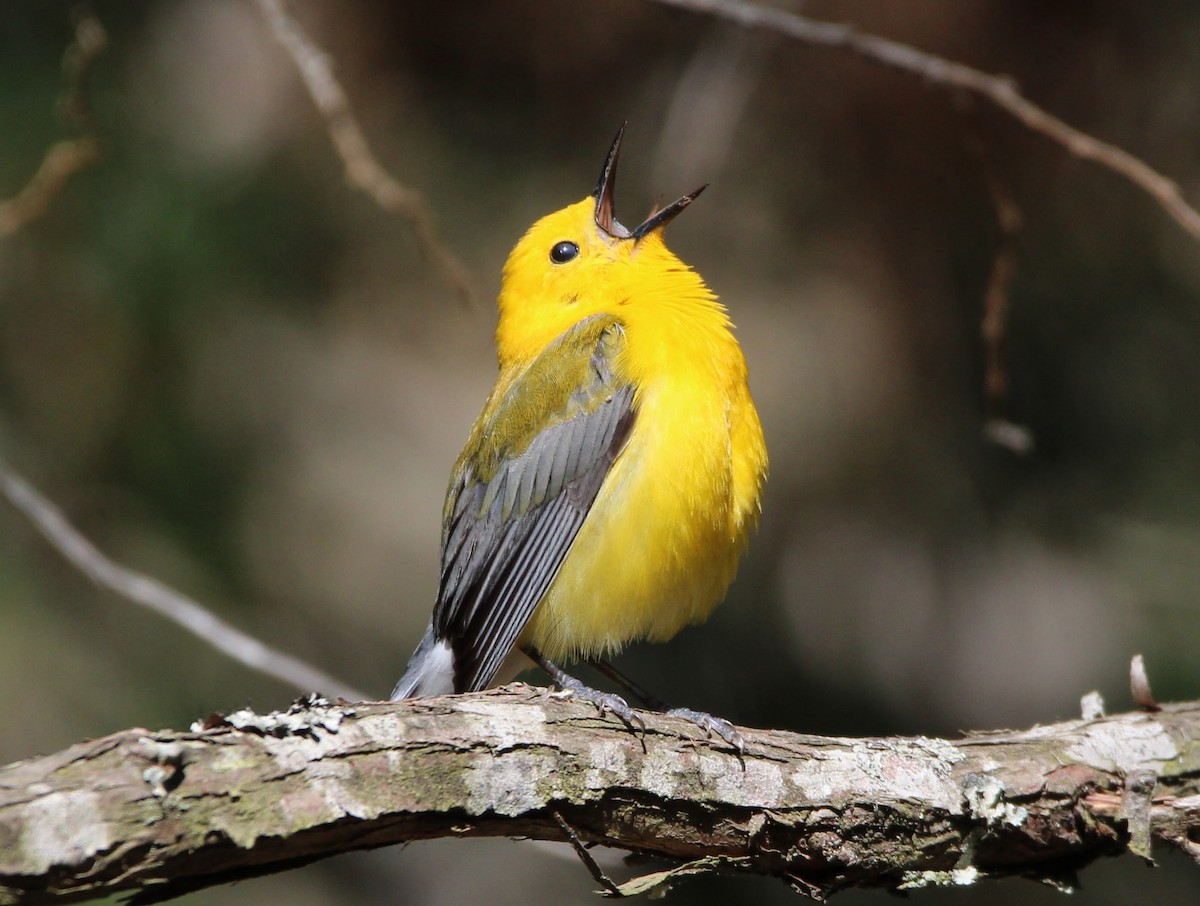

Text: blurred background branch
xmin=651 ymin=0 xmax=1200 ymax=243
xmin=0 ymin=461 xmax=367 ymax=700
xmin=0 ymin=7 xmax=104 ymax=236
xmin=254 ymin=0 xmax=475 ymax=305
xmin=961 ymin=102 xmax=1034 ymax=456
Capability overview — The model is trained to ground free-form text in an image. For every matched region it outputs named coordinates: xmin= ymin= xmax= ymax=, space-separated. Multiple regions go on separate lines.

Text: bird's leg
xmin=524 ymin=647 xmax=645 ymax=732
xmin=584 ymin=658 xmax=668 ymax=709
xmin=587 ymin=657 xmax=745 ymax=754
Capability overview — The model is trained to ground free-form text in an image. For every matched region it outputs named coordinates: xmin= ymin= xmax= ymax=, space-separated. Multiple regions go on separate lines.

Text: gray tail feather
xmin=391 ymin=623 xmax=457 ymax=700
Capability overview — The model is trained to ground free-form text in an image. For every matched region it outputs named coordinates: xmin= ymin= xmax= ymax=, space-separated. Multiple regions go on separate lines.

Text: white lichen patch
xmin=638 ymin=746 xmax=693 ymax=798
xmin=582 ymin=739 xmax=628 ymax=791
xmin=305 ymin=758 xmax=353 ymax=781
xmin=269 ymin=735 xmax=329 ymax=773
xmin=465 ymin=751 xmax=557 ymax=816
xmin=789 ymin=757 xmax=836 ymax=801
xmin=17 ymin=791 xmax=110 ymax=874
xmin=910 ymin=736 xmax=966 ymax=765
xmin=311 ymin=776 xmax=378 ymax=821
xmin=1066 ymin=719 xmax=1178 ymax=773
xmin=899 ymin=865 xmax=981 ymax=889
xmin=136 ymin=737 xmax=185 ymax=764
xmin=699 ymin=754 xmax=787 ymax=808
xmin=964 ymin=774 xmax=1028 ymax=827
xmin=1080 ymin=690 xmax=1106 ymax=720
xmin=142 ymin=765 xmax=173 ymax=798
xmin=352 ymin=712 xmax=413 ymax=748
xmin=383 ymin=749 xmax=407 ymax=773
xmin=454 ymin=699 xmax=550 ymax=749
xmin=268 ymin=770 xmax=387 ymax=839
xmin=276 ymin=779 xmax=343 ymax=829
xmin=787 ymin=739 xmax=962 ymax=810
xmin=952 ymin=866 xmax=981 ymax=886
xmin=196 ymin=696 xmax=350 ymax=738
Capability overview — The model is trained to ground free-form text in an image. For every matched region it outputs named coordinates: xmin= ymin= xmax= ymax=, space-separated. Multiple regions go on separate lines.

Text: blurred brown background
xmin=3 ymin=1 xmax=1200 ymax=903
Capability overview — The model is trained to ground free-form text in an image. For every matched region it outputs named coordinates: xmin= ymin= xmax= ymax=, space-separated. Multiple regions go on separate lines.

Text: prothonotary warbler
xmin=392 ymin=126 xmax=767 ymax=748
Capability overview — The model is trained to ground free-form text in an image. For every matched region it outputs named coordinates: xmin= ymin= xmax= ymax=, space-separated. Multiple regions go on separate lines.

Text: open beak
xmin=592 ymin=124 xmax=706 ymax=242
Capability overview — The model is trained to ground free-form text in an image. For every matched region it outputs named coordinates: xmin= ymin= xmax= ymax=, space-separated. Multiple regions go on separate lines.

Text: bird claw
xmin=666 ymin=707 xmax=745 ymax=753
xmin=558 ymin=678 xmax=646 ymax=732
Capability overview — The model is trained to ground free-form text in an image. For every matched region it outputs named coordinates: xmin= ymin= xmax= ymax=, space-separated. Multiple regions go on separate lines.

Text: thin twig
xmin=0 ymin=461 xmax=370 ymax=702
xmin=0 ymin=140 xmax=100 ymax=237
xmin=649 ymin=0 xmax=1200 ymax=243
xmin=0 ymin=7 xmax=106 ymax=237
xmin=254 ymin=0 xmax=475 ymax=305
xmin=552 ymin=811 xmax=622 ymax=896
xmin=960 ymin=106 xmax=1035 ymax=456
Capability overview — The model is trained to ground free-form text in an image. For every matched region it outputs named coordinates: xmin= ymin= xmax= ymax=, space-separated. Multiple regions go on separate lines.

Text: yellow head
xmin=496 ymin=126 xmax=726 ymax=367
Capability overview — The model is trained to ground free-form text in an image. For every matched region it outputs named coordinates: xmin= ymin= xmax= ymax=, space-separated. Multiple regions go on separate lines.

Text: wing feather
xmin=431 ymin=315 xmax=634 ymax=692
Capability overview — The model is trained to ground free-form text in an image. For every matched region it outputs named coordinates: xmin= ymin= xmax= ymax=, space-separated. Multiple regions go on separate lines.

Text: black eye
xmin=550 ymin=240 xmax=579 ymax=264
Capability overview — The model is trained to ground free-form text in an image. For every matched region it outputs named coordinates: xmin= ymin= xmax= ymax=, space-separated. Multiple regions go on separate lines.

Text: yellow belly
xmin=522 ymin=376 xmax=761 ymax=661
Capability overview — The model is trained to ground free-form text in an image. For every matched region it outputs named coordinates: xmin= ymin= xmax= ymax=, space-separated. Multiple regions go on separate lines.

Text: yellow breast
xmin=522 ymin=259 xmax=766 ymax=660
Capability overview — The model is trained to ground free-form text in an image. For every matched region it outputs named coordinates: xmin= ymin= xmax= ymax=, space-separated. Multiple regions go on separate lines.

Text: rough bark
xmin=1 ymin=688 xmax=1198 ymax=904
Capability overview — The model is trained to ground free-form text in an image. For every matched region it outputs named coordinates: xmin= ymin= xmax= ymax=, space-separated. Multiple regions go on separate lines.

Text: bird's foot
xmin=527 ymin=647 xmax=645 ymax=733
xmin=666 ymin=707 xmax=745 ymax=753
xmin=555 ymin=674 xmax=646 ymax=732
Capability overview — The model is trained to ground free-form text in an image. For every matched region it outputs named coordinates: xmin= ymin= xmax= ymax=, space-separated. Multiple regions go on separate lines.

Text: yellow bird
xmin=392 ymin=126 xmax=767 ymax=744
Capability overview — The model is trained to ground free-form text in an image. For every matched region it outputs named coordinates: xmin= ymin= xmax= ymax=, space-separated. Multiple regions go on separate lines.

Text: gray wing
xmin=435 ymin=317 xmax=635 ymax=693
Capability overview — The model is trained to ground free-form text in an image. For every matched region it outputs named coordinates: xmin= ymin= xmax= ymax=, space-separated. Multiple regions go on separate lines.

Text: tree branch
xmin=649 ymin=0 xmax=1200 ymax=244
xmin=254 ymin=0 xmax=475 ymax=305
xmin=0 ymin=9 xmax=105 ymax=238
xmin=2 ymin=688 xmax=1197 ymax=903
xmin=0 ymin=461 xmax=368 ymax=702
xmin=960 ymin=103 xmax=1035 ymax=456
